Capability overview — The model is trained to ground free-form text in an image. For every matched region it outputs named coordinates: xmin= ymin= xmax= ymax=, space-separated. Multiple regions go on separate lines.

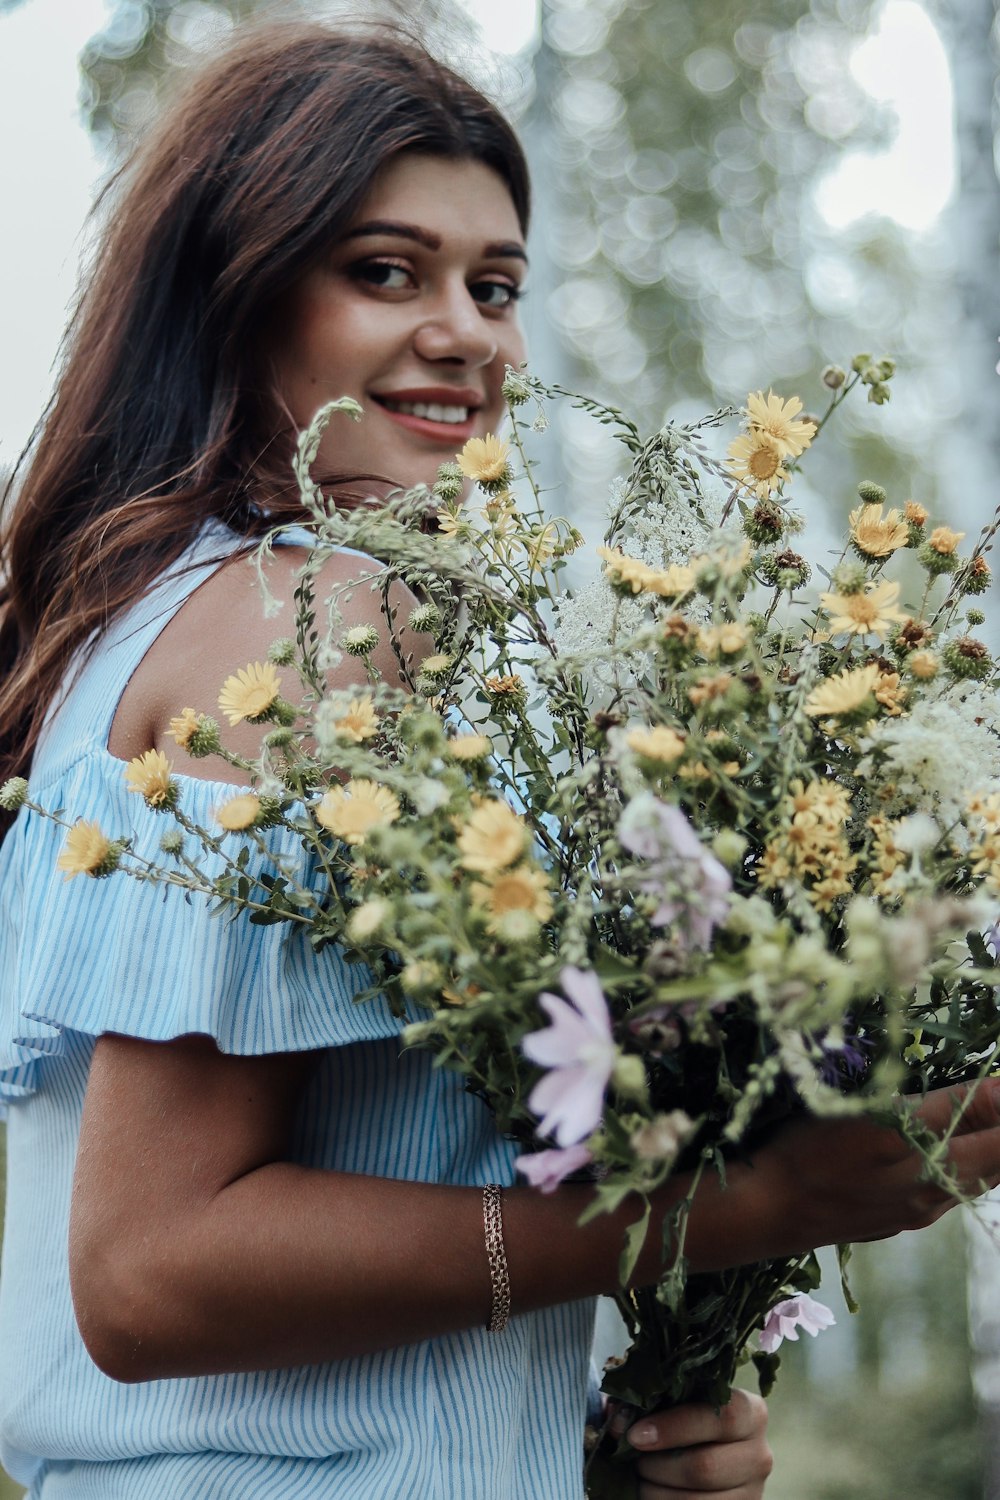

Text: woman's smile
xmin=368 ymin=383 xmax=484 ymax=444
xmin=270 ymin=153 xmax=528 ymax=493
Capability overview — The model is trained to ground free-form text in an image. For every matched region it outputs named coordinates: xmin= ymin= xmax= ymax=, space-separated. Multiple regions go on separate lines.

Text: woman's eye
xmin=470 ymin=280 xmax=524 ymax=310
xmin=351 ymin=260 xmax=413 ymax=291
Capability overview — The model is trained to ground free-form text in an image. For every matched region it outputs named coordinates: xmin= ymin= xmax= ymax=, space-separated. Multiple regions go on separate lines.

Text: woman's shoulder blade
xmin=110 ymin=539 xmax=420 ymax=777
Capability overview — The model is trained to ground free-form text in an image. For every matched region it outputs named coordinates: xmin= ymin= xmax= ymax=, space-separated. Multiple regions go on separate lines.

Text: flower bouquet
xmin=11 ymin=356 xmax=1000 ymax=1499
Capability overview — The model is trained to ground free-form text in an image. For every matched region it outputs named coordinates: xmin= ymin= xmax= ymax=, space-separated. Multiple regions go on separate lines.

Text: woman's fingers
xmin=911 ymin=1077 xmax=1000 ymax=1137
xmin=626 ymin=1389 xmax=764 ymax=1450
xmin=628 ymin=1390 xmax=772 ymax=1497
xmin=636 ymin=1439 xmax=773 ymax=1498
xmin=638 ymin=1486 xmax=768 ymax=1500
xmin=911 ymin=1080 xmax=1000 ymax=1197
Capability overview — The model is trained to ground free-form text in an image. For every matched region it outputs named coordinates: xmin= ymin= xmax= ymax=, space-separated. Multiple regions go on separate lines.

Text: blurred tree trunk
xmin=942 ymin=11 xmax=1000 ymax=1481
xmin=933 ymin=0 xmax=1000 ymax=564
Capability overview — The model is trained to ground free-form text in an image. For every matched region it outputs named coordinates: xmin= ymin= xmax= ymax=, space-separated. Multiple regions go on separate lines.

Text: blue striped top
xmin=0 ymin=521 xmax=596 ymax=1499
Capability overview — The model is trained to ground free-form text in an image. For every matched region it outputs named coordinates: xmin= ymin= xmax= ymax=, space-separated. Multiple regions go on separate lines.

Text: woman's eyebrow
xmin=342 ymin=219 xmax=528 ymax=264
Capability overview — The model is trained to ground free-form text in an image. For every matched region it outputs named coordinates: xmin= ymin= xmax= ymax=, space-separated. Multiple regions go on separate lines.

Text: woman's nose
xmin=412 ymin=284 xmax=499 ymax=368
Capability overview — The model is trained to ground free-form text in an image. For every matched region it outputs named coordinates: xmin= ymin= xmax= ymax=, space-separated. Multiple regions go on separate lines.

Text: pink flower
xmin=522 ymin=966 xmax=616 ymax=1146
xmin=759 ymin=1294 xmax=836 ymax=1354
xmin=618 ymin=793 xmax=730 ymax=949
xmin=514 ymin=1143 xmax=594 ymax=1193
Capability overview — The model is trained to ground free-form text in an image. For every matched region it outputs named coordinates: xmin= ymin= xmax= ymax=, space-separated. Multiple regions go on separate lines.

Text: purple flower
xmin=618 ymin=793 xmax=731 ymax=950
xmin=818 ymin=1030 xmax=870 ymax=1087
xmin=759 ymin=1294 xmax=836 ymax=1354
xmin=522 ymin=966 xmax=616 ymax=1146
xmin=514 ymin=1143 xmax=594 ymax=1193
xmin=985 ymin=918 xmax=1000 ymax=960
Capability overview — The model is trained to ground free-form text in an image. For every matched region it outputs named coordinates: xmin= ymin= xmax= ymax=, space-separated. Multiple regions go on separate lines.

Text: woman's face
xmin=271 ymin=152 xmax=528 ymax=493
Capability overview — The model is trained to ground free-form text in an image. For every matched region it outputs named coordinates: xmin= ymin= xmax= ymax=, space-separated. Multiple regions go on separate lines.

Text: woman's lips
xmin=370 ymin=394 xmax=481 ymax=445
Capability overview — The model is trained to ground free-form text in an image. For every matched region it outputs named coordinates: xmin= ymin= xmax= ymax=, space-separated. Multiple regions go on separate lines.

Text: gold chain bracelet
xmin=483 ymin=1183 xmax=511 ymax=1333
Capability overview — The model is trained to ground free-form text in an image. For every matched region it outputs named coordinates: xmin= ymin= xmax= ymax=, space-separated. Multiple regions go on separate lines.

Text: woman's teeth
xmin=380 ymin=399 xmax=471 ymax=424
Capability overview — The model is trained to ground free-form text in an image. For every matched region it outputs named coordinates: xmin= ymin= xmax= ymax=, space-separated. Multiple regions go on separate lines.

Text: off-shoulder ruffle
xmin=0 ymin=746 xmax=414 ymax=1111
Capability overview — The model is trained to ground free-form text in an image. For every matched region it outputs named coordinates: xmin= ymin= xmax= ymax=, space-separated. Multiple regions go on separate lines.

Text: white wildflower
xmin=891 ymin=813 xmax=940 ymax=856
xmin=410 ymin=777 xmax=451 ymax=816
xmin=550 ymin=577 xmax=651 ymax=693
xmin=858 ymin=682 xmax=1000 ymax=829
xmin=316 ymin=642 xmax=344 ymax=674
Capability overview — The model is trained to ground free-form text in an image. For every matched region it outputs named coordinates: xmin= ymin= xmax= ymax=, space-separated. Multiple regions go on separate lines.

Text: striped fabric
xmin=0 ymin=522 xmax=596 ymax=1499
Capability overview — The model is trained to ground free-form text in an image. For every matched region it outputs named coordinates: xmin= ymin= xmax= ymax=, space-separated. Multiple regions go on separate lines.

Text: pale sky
xmin=0 ymin=0 xmax=953 ymax=466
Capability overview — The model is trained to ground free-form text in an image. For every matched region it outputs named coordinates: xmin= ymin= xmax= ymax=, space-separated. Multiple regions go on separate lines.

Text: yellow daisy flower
xmin=809 ymin=872 xmax=854 ymax=912
xmin=968 ymin=791 xmax=1000 ymax=828
xmin=524 ymin=522 xmax=560 ymax=568
xmin=315 ymin=780 xmax=401 ymax=845
xmin=904 ymin=500 xmax=928 ymax=526
xmin=756 ymin=843 xmax=792 ymax=888
xmin=447 ymin=734 xmax=492 ymax=761
xmin=726 ymin=431 xmax=788 ymax=498
xmin=216 ymin=792 xmax=261 ymax=831
xmin=596 ymin=545 xmax=655 ymax=594
xmin=124 ymin=748 xmax=174 ymax=807
xmin=643 ymin=562 xmax=697 ymax=598
xmin=690 ymin=539 xmax=752 ymax=580
xmin=456 ymin=798 xmax=526 ymax=873
xmin=470 ymin=864 xmax=554 ymax=931
xmin=456 ymin=434 xmax=511 ymax=486
xmin=347 ymin=897 xmax=392 ymax=941
xmin=819 ymin=579 xmax=908 ymax=638
xmin=928 ymin=526 xmax=964 ymax=555
xmin=874 ymin=671 xmax=907 ymax=716
xmin=218 ymin=661 xmax=282 ymax=726
xmin=745 ymin=389 xmax=815 ymax=458
xmin=168 ymin=707 xmax=201 ymax=749
xmin=687 ymin=673 xmax=734 ymax=708
xmin=698 ymin=622 xmax=748 ymax=657
xmin=848 ymin=503 xmax=909 ymax=559
xmin=330 ymin=694 xmax=379 ymax=743
xmin=804 ymin=663 xmax=882 ymax=718
xmin=419 ymin=653 xmax=453 ymax=680
xmin=626 ymin=725 xmax=687 ymax=763
xmin=807 ymin=779 xmax=852 ymax=823
xmin=907 ymin=650 xmax=939 ymax=681
xmin=484 ymin=673 xmax=525 ymax=699
xmin=437 ymin=508 xmax=470 ymax=540
xmin=57 ymin=820 xmax=114 ymax=879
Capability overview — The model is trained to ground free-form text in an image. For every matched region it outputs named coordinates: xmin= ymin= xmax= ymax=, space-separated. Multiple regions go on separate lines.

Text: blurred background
xmin=0 ymin=0 xmax=998 ymax=1495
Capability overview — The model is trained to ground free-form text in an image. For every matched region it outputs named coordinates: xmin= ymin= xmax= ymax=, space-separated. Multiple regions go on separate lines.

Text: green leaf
xmin=752 ymin=1351 xmax=781 ymax=1398
xmin=593 ymin=946 xmax=642 ymax=985
xmin=966 ymin=930 xmax=995 ymax=969
xmin=788 ymin=1250 xmax=822 ymax=1293
xmin=618 ymin=1199 xmax=651 ymax=1285
xmin=584 ymin=1447 xmax=641 ymax=1500
xmin=837 ymin=1242 xmax=860 ymax=1315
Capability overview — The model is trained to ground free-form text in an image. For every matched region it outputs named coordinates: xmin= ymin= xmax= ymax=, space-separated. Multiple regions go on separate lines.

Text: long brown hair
xmin=0 ymin=20 xmax=529 ymax=807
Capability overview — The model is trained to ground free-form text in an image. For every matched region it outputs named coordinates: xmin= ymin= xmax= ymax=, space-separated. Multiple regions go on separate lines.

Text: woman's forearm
xmin=80 ymin=1166 xmax=679 ymax=1380
xmin=73 ymin=1036 xmax=1000 ymax=1383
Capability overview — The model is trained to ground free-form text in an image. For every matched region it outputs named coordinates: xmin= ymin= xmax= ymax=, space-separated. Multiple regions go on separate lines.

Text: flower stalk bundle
xmin=10 ymin=359 xmax=1000 ymax=1499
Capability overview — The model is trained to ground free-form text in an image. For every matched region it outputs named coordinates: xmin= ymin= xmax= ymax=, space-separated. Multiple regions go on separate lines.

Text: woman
xmin=0 ymin=21 xmax=997 ymax=1500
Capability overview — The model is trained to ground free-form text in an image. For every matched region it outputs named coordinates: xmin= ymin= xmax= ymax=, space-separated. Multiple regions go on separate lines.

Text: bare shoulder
xmin=107 ymin=542 xmax=431 ymax=781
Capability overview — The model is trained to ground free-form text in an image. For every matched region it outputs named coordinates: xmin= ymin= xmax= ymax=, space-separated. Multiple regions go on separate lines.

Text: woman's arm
xmin=82 ymin=545 xmax=1000 ymax=1383
xmin=69 ymin=1030 xmax=1000 ymax=1382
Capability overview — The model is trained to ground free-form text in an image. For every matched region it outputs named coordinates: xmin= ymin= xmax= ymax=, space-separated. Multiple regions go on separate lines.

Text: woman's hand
xmin=610 ymin=1389 xmax=772 ymax=1500
xmin=745 ymin=1078 xmax=1000 ymax=1259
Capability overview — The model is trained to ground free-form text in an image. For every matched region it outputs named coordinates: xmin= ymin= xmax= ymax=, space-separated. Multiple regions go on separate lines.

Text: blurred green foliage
xmin=540 ymin=0 xmax=991 ymax=531
xmin=750 ymin=1213 xmax=983 ymax=1500
xmin=77 ymin=0 xmax=473 ymax=150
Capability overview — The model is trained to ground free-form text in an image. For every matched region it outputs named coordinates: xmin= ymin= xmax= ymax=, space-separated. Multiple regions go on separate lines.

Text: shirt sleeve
xmin=0 ymin=748 xmax=411 ymax=1110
